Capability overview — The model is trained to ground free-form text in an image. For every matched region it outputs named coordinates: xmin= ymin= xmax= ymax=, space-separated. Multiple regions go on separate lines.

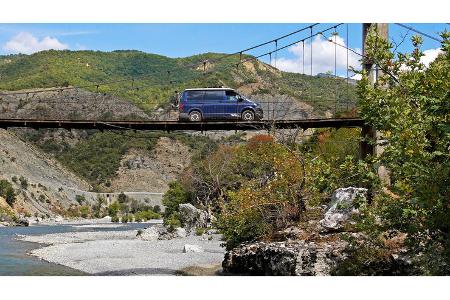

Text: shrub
xmin=19 ymin=176 xmax=28 ymax=189
xmin=164 ymin=212 xmax=181 ymax=231
xmin=134 ymin=210 xmax=161 ymax=221
xmin=79 ymin=205 xmax=91 ymax=218
xmin=0 ymin=179 xmax=16 ymax=206
xmin=121 ymin=214 xmax=130 ymax=223
xmin=75 ymin=194 xmax=86 ymax=205
xmin=117 ymin=192 xmax=128 ymax=204
xmin=195 ymin=227 xmax=206 ymax=236
xmin=108 ymin=201 xmax=120 ymax=217
xmin=111 ymin=215 xmax=120 ymax=223
xmin=162 ymin=181 xmax=190 ymax=218
xmin=153 ymin=205 xmax=161 ymax=214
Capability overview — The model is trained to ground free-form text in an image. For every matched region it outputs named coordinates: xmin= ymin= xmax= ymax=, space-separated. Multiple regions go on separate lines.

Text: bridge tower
xmin=360 ymin=23 xmax=390 ymax=185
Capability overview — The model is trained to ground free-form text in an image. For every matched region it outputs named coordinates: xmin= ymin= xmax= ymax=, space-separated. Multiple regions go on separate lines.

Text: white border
xmin=1 ymin=0 xmax=449 ymax=22
xmin=1 ymin=276 xmax=449 ymax=300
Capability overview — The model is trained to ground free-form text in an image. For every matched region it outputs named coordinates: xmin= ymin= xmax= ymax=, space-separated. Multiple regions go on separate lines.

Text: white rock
xmin=54 ymin=215 xmax=64 ymax=222
xmin=320 ymin=187 xmax=367 ymax=231
xmin=137 ymin=225 xmax=164 ymax=241
xmin=178 ymin=203 xmax=208 ymax=233
xmin=175 ymin=227 xmax=187 ymax=238
xmin=102 ymin=216 xmax=112 ymax=222
xmin=183 ymin=244 xmax=204 ymax=253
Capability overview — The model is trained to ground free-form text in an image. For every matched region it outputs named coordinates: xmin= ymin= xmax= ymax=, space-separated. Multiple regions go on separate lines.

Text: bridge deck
xmin=0 ymin=118 xmax=364 ymax=131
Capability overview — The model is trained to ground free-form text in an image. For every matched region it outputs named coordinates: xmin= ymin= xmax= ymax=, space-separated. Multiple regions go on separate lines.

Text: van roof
xmin=183 ymin=88 xmax=234 ymax=91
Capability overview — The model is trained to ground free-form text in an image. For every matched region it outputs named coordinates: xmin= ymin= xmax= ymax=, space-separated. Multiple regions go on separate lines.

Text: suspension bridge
xmin=0 ymin=23 xmax=445 ymax=141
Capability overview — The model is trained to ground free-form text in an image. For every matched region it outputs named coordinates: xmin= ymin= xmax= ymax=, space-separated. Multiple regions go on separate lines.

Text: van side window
xmin=204 ymin=90 xmax=225 ymax=101
xmin=225 ymin=90 xmax=239 ymax=101
xmin=186 ymin=91 xmax=204 ymax=101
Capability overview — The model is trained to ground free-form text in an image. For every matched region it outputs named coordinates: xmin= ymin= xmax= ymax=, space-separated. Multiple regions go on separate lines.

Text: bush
xmin=75 ymin=194 xmax=86 ymax=205
xmin=195 ymin=227 xmax=206 ymax=236
xmin=118 ymin=192 xmax=128 ymax=204
xmin=164 ymin=212 xmax=181 ymax=231
xmin=19 ymin=176 xmax=28 ymax=189
xmin=162 ymin=181 xmax=190 ymax=218
xmin=0 ymin=180 xmax=16 ymax=206
xmin=108 ymin=201 xmax=120 ymax=217
xmin=134 ymin=210 xmax=161 ymax=221
xmin=153 ymin=205 xmax=161 ymax=214
xmin=79 ymin=205 xmax=91 ymax=218
xmin=111 ymin=215 xmax=120 ymax=223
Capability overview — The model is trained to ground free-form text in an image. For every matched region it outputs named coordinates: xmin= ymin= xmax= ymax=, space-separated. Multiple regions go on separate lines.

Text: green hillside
xmin=0 ymin=50 xmax=357 ymax=113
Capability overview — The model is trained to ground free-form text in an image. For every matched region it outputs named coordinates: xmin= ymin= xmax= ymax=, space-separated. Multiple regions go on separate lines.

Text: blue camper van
xmin=178 ymin=88 xmax=263 ymax=122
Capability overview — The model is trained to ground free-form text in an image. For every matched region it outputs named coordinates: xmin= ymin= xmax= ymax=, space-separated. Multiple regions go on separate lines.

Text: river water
xmin=0 ymin=223 xmax=150 ymax=276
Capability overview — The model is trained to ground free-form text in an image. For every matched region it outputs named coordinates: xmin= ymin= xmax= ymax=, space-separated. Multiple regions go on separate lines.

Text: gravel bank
xmin=18 ymin=229 xmax=225 ymax=275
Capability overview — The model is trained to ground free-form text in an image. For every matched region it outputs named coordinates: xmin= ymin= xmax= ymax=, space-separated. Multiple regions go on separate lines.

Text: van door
xmin=203 ymin=90 xmax=226 ymax=120
xmin=224 ymin=90 xmax=240 ymax=119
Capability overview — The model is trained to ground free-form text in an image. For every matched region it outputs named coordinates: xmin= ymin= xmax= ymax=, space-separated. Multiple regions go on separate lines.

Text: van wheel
xmin=241 ymin=110 xmax=255 ymax=121
xmin=189 ymin=111 xmax=202 ymax=122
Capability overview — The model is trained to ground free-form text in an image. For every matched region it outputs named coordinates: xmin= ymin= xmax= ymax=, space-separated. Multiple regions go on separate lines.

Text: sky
xmin=0 ymin=23 xmax=448 ymax=78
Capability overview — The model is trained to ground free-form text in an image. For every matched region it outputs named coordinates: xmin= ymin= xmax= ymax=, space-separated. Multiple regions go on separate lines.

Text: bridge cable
xmin=394 ymin=23 xmax=443 ymax=43
xmin=346 ymin=23 xmax=349 ymax=112
xmin=334 ymin=26 xmax=338 ymax=116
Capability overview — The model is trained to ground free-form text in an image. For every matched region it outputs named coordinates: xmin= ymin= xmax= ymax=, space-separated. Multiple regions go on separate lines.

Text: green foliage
xmin=195 ymin=227 xmax=206 ymax=236
xmin=75 ymin=194 xmax=86 ymax=205
xmin=134 ymin=210 xmax=161 ymax=221
xmin=117 ymin=192 xmax=128 ymax=204
xmin=0 ymin=179 xmax=16 ymax=206
xmin=108 ymin=201 xmax=120 ymax=217
xmin=79 ymin=205 xmax=91 ymax=218
xmin=162 ymin=181 xmax=191 ymax=219
xmin=111 ymin=215 xmax=120 ymax=223
xmin=19 ymin=176 xmax=28 ymax=189
xmin=355 ymin=30 xmax=450 ymax=274
xmin=164 ymin=212 xmax=181 ymax=231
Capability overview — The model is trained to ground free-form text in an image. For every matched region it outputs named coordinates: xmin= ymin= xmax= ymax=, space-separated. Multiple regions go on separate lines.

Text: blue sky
xmin=0 ymin=23 xmax=448 ymax=76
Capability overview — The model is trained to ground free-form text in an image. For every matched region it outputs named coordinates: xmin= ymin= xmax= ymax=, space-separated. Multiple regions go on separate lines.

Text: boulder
xmin=178 ymin=203 xmax=208 ymax=233
xmin=174 ymin=227 xmax=187 ymax=238
xmin=319 ymin=187 xmax=367 ymax=231
xmin=223 ymin=239 xmax=347 ymax=275
xmin=137 ymin=225 xmax=186 ymax=240
xmin=16 ymin=218 xmax=29 ymax=227
xmin=183 ymin=244 xmax=204 ymax=253
xmin=137 ymin=225 xmax=166 ymax=241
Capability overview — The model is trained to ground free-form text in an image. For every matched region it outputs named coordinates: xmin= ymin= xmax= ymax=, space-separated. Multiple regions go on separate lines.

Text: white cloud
xmin=420 ymin=48 xmax=443 ymax=67
xmin=274 ymin=35 xmax=362 ymax=77
xmin=3 ymin=32 xmax=68 ymax=54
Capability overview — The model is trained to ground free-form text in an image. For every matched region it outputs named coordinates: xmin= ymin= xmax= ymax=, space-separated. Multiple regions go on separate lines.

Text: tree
xmin=0 ymin=179 xmax=16 ymax=206
xmin=357 ymin=29 xmax=450 ymax=274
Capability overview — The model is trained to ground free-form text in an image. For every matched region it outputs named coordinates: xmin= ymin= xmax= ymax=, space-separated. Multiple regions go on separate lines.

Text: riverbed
xmin=0 ymin=221 xmax=225 ymax=276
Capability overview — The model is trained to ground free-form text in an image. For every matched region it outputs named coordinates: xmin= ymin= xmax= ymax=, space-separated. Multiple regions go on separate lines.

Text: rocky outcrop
xmin=320 ymin=187 xmax=367 ymax=231
xmin=223 ymin=238 xmax=348 ymax=276
xmin=16 ymin=217 xmax=29 ymax=226
xmin=178 ymin=203 xmax=209 ymax=233
xmin=137 ymin=225 xmax=186 ymax=241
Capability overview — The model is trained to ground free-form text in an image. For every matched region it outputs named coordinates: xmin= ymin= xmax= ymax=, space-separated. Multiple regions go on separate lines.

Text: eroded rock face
xmin=222 ymin=239 xmax=347 ymax=276
xmin=178 ymin=203 xmax=208 ymax=233
xmin=320 ymin=187 xmax=367 ymax=231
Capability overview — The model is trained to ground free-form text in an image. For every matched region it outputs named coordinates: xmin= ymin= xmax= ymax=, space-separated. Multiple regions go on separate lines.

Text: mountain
xmin=0 ymin=50 xmax=358 ymax=115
